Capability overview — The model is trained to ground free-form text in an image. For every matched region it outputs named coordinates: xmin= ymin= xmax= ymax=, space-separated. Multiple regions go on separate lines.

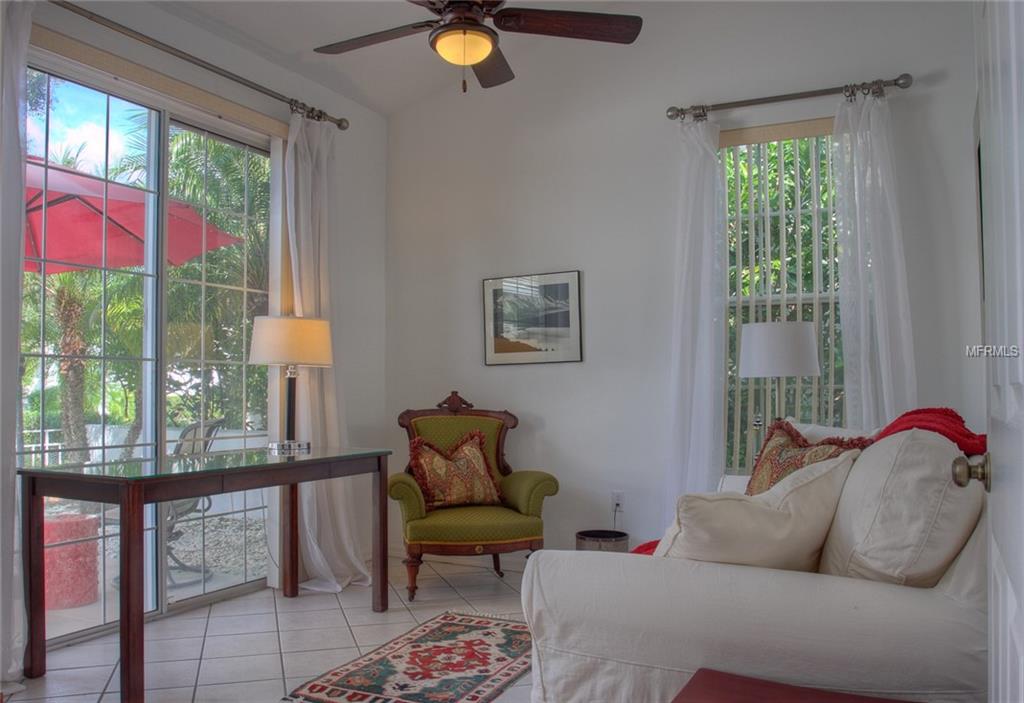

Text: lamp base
xmin=268 ymin=440 xmax=311 ymax=455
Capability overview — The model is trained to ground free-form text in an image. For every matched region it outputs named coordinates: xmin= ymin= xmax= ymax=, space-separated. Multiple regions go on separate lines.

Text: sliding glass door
xmin=19 ymin=66 xmax=272 ymax=641
xmin=163 ymin=123 xmax=271 ymax=603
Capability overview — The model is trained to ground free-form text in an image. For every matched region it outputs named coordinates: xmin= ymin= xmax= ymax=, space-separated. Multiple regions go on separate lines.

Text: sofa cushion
xmin=819 ymin=429 xmax=984 ymax=587
xmin=404 ymin=505 xmax=543 ymax=544
xmin=746 ymin=420 xmax=872 ymax=495
xmin=409 ymin=430 xmax=502 ymax=510
xmin=656 ymin=451 xmax=859 ymax=572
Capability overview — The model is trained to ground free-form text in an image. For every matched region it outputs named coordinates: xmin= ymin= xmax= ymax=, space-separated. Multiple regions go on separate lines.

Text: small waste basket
xmin=575 ymin=529 xmax=629 ymax=552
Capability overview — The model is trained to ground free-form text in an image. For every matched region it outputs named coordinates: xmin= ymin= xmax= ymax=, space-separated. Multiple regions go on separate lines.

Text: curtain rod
xmin=49 ymin=0 xmax=349 ymax=130
xmin=666 ymin=73 xmax=913 ymax=122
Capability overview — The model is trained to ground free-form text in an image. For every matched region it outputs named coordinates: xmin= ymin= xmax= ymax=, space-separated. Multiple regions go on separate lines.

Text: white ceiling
xmin=153 ymin=0 xmax=628 ymax=115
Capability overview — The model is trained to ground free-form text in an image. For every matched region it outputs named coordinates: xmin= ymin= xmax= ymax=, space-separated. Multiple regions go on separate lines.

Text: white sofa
xmin=522 ymin=467 xmax=987 ymax=702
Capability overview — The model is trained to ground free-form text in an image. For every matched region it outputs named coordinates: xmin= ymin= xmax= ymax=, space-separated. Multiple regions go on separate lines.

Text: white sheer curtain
xmin=283 ymin=114 xmax=369 ymax=592
xmin=663 ymin=120 xmax=726 ymax=524
xmin=1 ymin=1 xmax=33 ymax=691
xmin=833 ymin=94 xmax=917 ymax=430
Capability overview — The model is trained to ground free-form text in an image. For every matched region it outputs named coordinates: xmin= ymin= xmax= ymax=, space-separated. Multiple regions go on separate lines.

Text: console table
xmin=19 ymin=446 xmax=391 ymax=702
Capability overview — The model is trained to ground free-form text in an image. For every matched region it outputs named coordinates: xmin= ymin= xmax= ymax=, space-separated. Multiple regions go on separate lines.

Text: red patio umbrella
xmin=24 ymin=159 xmax=241 ymax=273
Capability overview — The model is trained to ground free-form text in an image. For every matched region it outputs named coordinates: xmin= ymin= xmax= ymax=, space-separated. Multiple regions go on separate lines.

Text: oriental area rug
xmin=284 ymin=612 xmax=531 ymax=703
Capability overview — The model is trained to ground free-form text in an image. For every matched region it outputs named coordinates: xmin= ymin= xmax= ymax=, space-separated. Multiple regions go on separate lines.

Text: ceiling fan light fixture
xmin=430 ymin=23 xmax=496 ymax=66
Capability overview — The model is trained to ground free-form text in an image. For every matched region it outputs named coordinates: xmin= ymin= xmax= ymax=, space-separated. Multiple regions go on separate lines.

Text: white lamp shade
xmin=248 ymin=316 xmax=333 ymax=367
xmin=739 ymin=321 xmax=820 ymax=378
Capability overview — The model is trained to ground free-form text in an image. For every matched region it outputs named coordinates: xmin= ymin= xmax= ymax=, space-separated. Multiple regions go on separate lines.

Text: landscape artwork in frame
xmin=483 ymin=271 xmax=582 ymax=365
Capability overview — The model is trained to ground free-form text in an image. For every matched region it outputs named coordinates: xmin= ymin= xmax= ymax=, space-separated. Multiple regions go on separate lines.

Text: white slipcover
xmin=523 ymin=509 xmax=986 ymax=703
xmin=820 ymin=430 xmax=984 ymax=588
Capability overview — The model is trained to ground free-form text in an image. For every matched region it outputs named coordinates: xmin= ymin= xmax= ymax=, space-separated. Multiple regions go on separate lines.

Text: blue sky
xmin=27 ymin=70 xmax=151 ymax=180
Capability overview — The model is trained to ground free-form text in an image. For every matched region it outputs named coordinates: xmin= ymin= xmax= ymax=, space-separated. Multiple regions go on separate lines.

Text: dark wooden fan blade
xmin=473 ymin=46 xmax=515 ymax=88
xmin=406 ymin=0 xmax=446 ymax=16
xmin=493 ymin=8 xmax=642 ymax=44
xmin=314 ymin=21 xmax=438 ymax=54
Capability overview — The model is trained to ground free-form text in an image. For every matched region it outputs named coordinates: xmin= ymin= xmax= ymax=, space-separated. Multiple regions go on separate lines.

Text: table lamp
xmin=739 ymin=321 xmax=821 ymax=451
xmin=248 ymin=315 xmax=333 ymax=454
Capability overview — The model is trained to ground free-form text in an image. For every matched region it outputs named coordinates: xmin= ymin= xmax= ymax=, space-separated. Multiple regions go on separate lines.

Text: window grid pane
xmin=725 ymin=136 xmax=845 ymax=474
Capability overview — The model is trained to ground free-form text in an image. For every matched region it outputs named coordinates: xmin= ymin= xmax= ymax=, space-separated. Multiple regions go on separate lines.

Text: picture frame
xmin=483 ymin=270 xmax=582 ymax=366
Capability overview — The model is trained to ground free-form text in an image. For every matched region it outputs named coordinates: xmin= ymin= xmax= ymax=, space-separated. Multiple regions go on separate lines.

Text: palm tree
xmin=112 ymin=115 xmax=271 ymax=436
xmin=44 ymin=148 xmax=103 ymax=463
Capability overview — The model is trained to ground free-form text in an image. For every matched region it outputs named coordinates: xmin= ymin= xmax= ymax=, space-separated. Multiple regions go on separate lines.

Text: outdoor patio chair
xmin=165 ymin=418 xmax=226 ymax=585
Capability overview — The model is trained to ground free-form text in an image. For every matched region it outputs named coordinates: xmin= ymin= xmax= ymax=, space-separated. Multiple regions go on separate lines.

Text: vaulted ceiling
xmin=155 ymin=0 xmax=615 ymax=115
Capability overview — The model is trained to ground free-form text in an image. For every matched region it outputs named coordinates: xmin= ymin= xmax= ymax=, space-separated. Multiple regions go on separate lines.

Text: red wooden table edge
xmin=672 ymin=669 xmax=924 ymax=703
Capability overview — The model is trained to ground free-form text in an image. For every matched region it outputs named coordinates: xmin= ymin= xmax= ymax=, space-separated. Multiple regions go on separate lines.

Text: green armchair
xmin=390 ymin=391 xmax=559 ymax=600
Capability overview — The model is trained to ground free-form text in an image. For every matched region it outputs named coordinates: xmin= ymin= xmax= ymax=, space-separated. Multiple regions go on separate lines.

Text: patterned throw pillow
xmin=410 ymin=430 xmax=503 ymax=510
xmin=745 ymin=420 xmax=873 ymax=495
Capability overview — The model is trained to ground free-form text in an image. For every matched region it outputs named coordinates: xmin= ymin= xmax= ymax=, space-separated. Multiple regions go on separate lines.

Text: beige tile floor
xmin=10 ymin=558 xmax=532 ymax=703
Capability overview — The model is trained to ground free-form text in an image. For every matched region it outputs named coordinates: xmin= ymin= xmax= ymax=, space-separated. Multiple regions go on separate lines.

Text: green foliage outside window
xmin=723 ymin=136 xmax=845 ymax=473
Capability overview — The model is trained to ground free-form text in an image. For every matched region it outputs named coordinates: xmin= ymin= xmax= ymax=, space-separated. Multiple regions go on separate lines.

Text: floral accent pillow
xmin=745 ymin=420 xmax=873 ymax=495
xmin=410 ymin=430 xmax=503 ymax=510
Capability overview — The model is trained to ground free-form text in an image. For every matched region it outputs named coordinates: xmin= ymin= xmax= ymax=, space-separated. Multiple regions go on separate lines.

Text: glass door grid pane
xmin=24 ymin=67 xmax=162 ymax=637
xmin=22 ymin=67 xmax=273 ymax=642
xmin=164 ymin=121 xmax=270 ymax=602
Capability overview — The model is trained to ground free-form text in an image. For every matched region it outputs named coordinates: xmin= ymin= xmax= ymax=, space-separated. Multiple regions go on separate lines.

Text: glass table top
xmin=17 ymin=446 xmax=391 ymax=480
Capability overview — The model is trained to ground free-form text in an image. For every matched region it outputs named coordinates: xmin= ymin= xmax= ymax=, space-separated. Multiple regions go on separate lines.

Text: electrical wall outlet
xmin=611 ymin=491 xmax=624 ymax=512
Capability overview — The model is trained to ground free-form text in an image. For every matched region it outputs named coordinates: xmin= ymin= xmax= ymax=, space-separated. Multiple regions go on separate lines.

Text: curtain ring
xmin=843 ymin=84 xmax=857 ymax=102
xmin=870 ymin=80 xmax=885 ymax=97
xmin=693 ymin=105 xmax=709 ymax=122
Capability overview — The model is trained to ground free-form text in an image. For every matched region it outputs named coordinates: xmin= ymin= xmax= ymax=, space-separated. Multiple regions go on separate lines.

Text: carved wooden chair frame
xmin=396 ymin=391 xmax=541 ymax=597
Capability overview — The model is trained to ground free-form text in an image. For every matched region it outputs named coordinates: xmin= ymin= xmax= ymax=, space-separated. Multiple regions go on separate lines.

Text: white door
xmin=975 ymin=3 xmax=1024 ymax=701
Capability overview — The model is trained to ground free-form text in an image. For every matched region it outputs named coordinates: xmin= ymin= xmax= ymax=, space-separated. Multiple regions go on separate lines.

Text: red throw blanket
xmin=631 ymin=540 xmax=659 ymax=555
xmin=875 ymin=407 xmax=987 ymax=455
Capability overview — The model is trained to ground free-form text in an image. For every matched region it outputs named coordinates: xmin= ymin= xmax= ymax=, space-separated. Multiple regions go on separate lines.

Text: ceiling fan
xmin=313 ymin=1 xmax=643 ymax=89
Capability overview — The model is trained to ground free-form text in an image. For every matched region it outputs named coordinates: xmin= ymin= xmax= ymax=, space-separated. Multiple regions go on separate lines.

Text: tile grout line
xmin=98 ymin=629 xmax=120 ymax=700
xmin=190 ymin=600 xmax=213 ymax=703
xmin=274 ymin=589 xmax=288 ymax=698
xmin=334 ymin=589 xmax=360 ymax=674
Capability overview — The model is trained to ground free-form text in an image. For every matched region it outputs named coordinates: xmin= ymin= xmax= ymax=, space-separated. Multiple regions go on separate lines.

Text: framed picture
xmin=483 ymin=270 xmax=582 ymax=366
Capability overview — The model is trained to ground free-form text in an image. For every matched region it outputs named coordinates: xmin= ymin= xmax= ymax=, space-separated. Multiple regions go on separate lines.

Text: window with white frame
xmin=19 ymin=65 xmax=274 ymax=639
xmin=723 ymin=129 xmax=845 ymax=473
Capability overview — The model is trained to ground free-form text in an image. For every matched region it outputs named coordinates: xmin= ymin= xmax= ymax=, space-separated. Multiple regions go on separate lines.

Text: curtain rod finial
xmin=895 ymin=73 xmax=913 ymax=89
xmin=338 ymin=118 xmax=350 ymax=130
xmin=666 ymin=106 xmax=682 ymax=121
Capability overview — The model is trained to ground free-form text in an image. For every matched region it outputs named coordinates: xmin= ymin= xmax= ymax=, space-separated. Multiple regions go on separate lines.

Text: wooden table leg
xmin=282 ymin=483 xmax=299 ymax=598
xmin=22 ymin=477 xmax=45 ymax=678
xmin=372 ymin=456 xmax=388 ymax=612
xmin=118 ymin=483 xmax=145 ymax=702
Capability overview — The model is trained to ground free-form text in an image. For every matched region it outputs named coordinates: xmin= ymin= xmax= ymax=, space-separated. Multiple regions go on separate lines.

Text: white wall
xmin=32 ymin=2 xmax=389 ymax=557
xmin=386 ymin=2 xmax=984 ymax=552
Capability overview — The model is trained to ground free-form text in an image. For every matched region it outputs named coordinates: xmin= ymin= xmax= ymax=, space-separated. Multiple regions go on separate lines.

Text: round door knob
xmin=952 ymin=456 xmax=971 ymax=487
xmin=952 ymin=453 xmax=992 ymax=492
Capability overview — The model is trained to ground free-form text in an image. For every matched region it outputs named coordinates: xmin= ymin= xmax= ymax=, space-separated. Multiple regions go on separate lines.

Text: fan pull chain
xmin=461 ymin=30 xmax=468 ymax=94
